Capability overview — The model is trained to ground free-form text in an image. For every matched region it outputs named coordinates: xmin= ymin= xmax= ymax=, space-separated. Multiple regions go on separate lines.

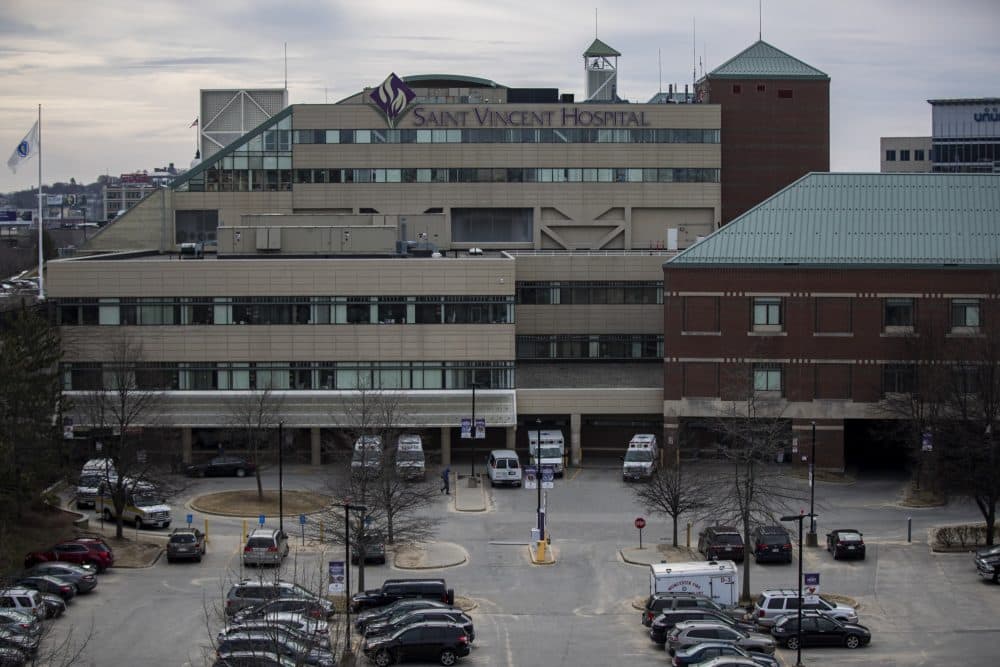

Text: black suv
xmin=698 ymin=525 xmax=745 ymax=563
xmin=641 ymin=593 xmax=746 ymax=627
xmin=751 ymin=526 xmax=792 ymax=564
xmin=363 ymin=621 xmax=471 ymax=666
xmin=355 ymin=599 xmax=453 ymax=633
xmin=350 ymin=578 xmax=454 ymax=613
xmin=364 ymin=607 xmax=475 ymax=642
xmin=771 ymin=610 xmax=872 ymax=650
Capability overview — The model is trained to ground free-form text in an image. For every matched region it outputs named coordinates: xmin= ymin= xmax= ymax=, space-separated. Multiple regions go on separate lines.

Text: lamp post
xmin=278 ymin=420 xmax=285 ymax=535
xmin=470 ymin=382 xmax=481 ymax=480
xmin=782 ymin=510 xmax=818 ymax=667
xmin=535 ymin=418 xmax=543 ymax=539
xmin=336 ymin=500 xmax=367 ymax=651
xmin=806 ymin=420 xmax=818 ymax=547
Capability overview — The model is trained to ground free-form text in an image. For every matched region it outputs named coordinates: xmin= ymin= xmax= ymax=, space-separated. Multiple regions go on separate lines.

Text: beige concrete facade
xmin=880 ymin=136 xmax=932 ymax=173
xmin=54 ymin=83 xmax=721 ymax=460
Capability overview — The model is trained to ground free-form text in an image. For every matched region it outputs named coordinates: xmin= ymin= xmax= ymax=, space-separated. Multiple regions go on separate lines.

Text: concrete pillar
xmin=570 ymin=413 xmax=582 ymax=466
xmin=505 ymin=425 xmax=516 ymax=450
xmin=792 ymin=418 xmax=845 ymax=472
xmin=310 ymin=427 xmax=322 ymax=466
xmin=664 ymin=421 xmax=681 ymax=468
xmin=181 ymin=427 xmax=192 ymax=464
xmin=440 ymin=426 xmax=451 ymax=466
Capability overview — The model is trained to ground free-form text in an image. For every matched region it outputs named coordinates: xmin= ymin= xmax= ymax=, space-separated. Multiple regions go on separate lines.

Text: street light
xmin=781 ymin=510 xmax=818 ymax=667
xmin=336 ymin=500 xmax=367 ymax=651
xmin=278 ymin=420 xmax=285 ymax=535
xmin=806 ymin=421 xmax=818 ymax=547
xmin=469 ymin=382 xmax=480 ymax=479
xmin=535 ymin=418 xmax=543 ymax=540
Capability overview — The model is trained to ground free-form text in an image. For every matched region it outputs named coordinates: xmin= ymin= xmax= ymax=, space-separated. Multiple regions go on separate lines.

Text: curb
xmin=454 ymin=476 xmax=488 ymax=513
xmin=187 ymin=491 xmax=331 ymax=518
xmin=393 ymin=554 xmax=468 ymax=570
xmin=527 ymin=542 xmax=556 ymax=565
xmin=115 ymin=546 xmax=164 ymax=569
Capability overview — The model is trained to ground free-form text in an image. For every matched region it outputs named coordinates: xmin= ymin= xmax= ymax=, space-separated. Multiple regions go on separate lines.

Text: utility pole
xmin=278 ymin=420 xmax=285 ymax=535
xmin=807 ymin=421 xmax=818 ymax=546
xmin=782 ymin=510 xmax=818 ymax=667
xmin=335 ymin=500 xmax=367 ymax=652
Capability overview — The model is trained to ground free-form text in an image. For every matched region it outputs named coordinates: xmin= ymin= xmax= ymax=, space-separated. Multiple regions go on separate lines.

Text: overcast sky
xmin=2 ymin=0 xmax=998 ymax=192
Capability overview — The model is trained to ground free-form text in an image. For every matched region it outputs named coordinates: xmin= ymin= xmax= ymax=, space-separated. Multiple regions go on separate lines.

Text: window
xmin=753 ymin=364 xmax=783 ymax=393
xmin=175 ymin=210 xmax=219 ymax=244
xmin=756 ymin=84 xmax=766 ymax=92
xmin=900 ymin=149 xmax=911 ymax=161
xmin=752 ymin=297 xmax=782 ymax=329
xmin=885 ymin=150 xmax=897 ymax=162
xmin=883 ymin=364 xmax=916 ymax=394
xmin=951 ymin=299 xmax=980 ymax=330
xmin=451 ymin=208 xmax=532 ymax=243
xmin=732 ymin=85 xmax=741 ymax=94
xmin=884 ymin=298 xmax=914 ymax=328
xmin=914 ymin=149 xmax=925 ymax=161
xmin=778 ymin=89 xmax=793 ymax=99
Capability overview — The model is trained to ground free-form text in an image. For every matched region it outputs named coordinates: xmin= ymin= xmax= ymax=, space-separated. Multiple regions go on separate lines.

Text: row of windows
xmin=516 ymin=335 xmax=663 ymax=360
xmin=293 ymin=167 xmax=720 ymax=185
xmin=62 ymin=361 xmax=514 ymax=391
xmin=747 ymin=363 xmax=980 ymax=397
xmin=744 ymin=297 xmax=980 ymax=331
xmin=885 ymin=148 xmax=926 ymax=162
xmin=517 ymin=281 xmax=663 ymax=305
xmin=292 ymin=127 xmax=720 ymax=145
xmin=55 ymin=296 xmax=515 ymax=327
xmin=932 ymin=142 xmax=1000 ymax=165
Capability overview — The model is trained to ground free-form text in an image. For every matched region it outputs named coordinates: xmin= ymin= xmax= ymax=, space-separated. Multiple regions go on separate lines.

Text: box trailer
xmin=649 ymin=560 xmax=739 ymax=607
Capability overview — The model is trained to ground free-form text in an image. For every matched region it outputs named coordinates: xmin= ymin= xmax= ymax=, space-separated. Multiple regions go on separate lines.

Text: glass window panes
xmin=753 ymin=297 xmax=782 ymax=326
xmin=951 ymin=299 xmax=980 ymax=328
xmin=885 ymin=298 xmax=914 ymax=327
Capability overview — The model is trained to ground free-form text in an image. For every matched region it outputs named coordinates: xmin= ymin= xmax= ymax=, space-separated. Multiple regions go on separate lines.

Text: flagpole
xmin=37 ymin=103 xmax=44 ymax=300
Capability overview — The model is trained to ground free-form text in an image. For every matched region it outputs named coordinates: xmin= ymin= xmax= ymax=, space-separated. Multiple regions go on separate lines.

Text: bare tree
xmin=703 ymin=365 xmax=804 ymax=604
xmin=76 ymin=332 xmax=173 ymax=538
xmin=312 ymin=385 xmax=440 ymax=593
xmin=226 ymin=387 xmax=284 ymax=501
xmin=631 ymin=462 xmax=709 ymax=547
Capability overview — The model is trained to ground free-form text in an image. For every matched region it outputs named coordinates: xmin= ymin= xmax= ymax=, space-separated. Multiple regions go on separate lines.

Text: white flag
xmin=7 ymin=122 xmax=39 ymax=173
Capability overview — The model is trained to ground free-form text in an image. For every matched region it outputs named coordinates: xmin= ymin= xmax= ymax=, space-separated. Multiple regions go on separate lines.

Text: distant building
xmin=102 ymin=164 xmax=184 ymax=221
xmin=929 ymin=98 xmax=1000 ymax=173
xmin=880 ymin=137 xmax=932 ymax=172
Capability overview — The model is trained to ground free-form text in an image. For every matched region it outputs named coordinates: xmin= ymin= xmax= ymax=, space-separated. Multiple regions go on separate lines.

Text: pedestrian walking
xmin=440 ymin=466 xmax=451 ymax=495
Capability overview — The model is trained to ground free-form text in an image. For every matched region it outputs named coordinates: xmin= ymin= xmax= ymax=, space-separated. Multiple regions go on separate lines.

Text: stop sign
xmin=634 ymin=517 xmax=646 ymax=529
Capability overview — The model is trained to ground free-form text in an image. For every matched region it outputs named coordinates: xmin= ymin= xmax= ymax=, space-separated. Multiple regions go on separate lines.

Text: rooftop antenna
xmin=759 ymin=0 xmax=763 ymax=40
xmin=658 ymin=48 xmax=663 ymax=94
xmin=692 ymin=17 xmax=696 ymax=90
xmin=283 ymin=42 xmax=287 ymax=91
xmin=595 ymin=8 xmax=598 ymax=37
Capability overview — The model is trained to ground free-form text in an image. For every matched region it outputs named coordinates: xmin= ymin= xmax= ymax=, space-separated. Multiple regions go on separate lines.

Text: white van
xmin=628 ymin=434 xmax=659 ymax=456
xmin=487 ymin=450 xmax=522 ymax=487
xmin=77 ymin=458 xmax=117 ymax=509
xmin=528 ymin=429 xmax=565 ymax=476
xmin=352 ymin=435 xmax=383 ymax=474
xmin=395 ymin=434 xmax=425 ymax=480
xmin=649 ymin=560 xmax=740 ymax=607
xmin=623 ymin=434 xmax=660 ymax=481
xmin=97 ymin=478 xmax=172 ymax=528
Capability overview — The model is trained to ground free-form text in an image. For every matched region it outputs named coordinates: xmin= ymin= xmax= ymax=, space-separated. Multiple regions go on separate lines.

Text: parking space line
xmin=569 ymin=467 xmax=582 ymax=482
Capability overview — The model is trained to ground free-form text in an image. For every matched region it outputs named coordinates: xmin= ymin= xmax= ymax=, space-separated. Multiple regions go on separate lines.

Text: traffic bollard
xmin=686 ymin=522 xmax=691 ymax=548
xmin=320 ymin=521 xmax=324 ymax=544
xmin=242 ymin=519 xmax=247 ymax=543
xmin=907 ymin=516 xmax=912 ymax=543
xmin=204 ymin=518 xmax=209 ymax=544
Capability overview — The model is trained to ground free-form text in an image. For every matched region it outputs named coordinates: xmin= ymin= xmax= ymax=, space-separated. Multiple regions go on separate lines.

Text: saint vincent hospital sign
xmin=368 ymin=72 xmax=651 ymax=130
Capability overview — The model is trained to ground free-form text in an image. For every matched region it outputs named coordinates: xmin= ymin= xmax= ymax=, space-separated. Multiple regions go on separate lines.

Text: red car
xmin=24 ymin=537 xmax=115 ymax=572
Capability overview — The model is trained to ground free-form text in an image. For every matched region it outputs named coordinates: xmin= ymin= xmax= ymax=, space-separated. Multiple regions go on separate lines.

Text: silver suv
xmin=666 ymin=620 xmax=776 ymax=656
xmin=224 ymin=580 xmax=325 ymax=617
xmin=752 ymin=589 xmax=858 ymax=629
xmin=242 ymin=528 xmax=289 ymax=567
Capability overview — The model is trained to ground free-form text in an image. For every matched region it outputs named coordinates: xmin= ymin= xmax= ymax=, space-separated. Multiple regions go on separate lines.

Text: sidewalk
xmin=394 ymin=541 xmax=468 ymax=569
xmin=620 ymin=543 xmax=697 ymax=566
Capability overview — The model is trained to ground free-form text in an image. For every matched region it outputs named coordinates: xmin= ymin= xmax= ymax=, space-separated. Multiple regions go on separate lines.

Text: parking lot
xmin=42 ymin=462 xmax=1000 ymax=666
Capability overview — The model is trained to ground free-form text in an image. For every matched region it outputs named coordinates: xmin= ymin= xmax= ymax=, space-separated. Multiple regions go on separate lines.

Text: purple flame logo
xmin=369 ymin=73 xmax=415 ymax=127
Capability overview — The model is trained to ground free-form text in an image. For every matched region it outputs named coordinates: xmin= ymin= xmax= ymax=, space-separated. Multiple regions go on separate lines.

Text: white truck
xmin=649 ymin=560 xmax=740 ymax=607
xmin=528 ymin=429 xmax=565 ymax=476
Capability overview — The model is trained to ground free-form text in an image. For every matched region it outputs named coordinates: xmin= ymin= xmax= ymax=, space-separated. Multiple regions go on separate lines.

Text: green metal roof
xmin=584 ymin=38 xmax=621 ymax=58
xmin=668 ymin=173 xmax=1000 ymax=267
xmin=402 ymin=74 xmax=502 ymax=88
xmin=706 ymin=40 xmax=828 ymax=80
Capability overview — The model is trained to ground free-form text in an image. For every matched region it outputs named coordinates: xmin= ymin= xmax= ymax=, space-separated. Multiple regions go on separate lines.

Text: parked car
xmin=14 ymin=576 xmax=75 ymax=602
xmin=698 ymin=526 xmax=745 ymax=563
xmin=226 ymin=612 xmax=329 ymax=644
xmin=166 ymin=527 xmax=206 ymax=563
xmin=0 ymin=590 xmax=46 ymax=620
xmin=771 ymin=610 xmax=872 ymax=649
xmin=225 ymin=580 xmax=328 ymax=617
xmin=395 ymin=435 xmax=426 ymax=480
xmin=0 ymin=611 xmax=41 ymax=643
xmin=232 ymin=597 xmax=335 ymax=622
xmin=37 ymin=594 xmax=65 ymax=619
xmin=666 ymin=620 xmax=776 ymax=656
xmin=220 ymin=619 xmax=330 ymax=650
xmin=650 ymin=609 xmax=755 ymax=645
xmin=355 ymin=599 xmax=454 ymax=633
xmin=350 ymin=578 xmax=454 ymax=613
xmin=22 ymin=563 xmax=97 ymax=593
xmin=364 ymin=607 xmax=475 ymax=642
xmin=0 ymin=646 xmax=27 ymax=667
xmin=750 ymin=526 xmax=793 ymax=564
xmin=362 ymin=620 xmax=471 ymax=666
xmin=242 ymin=528 xmax=289 ymax=567
xmin=682 ymin=657 xmax=760 ymax=667
xmin=185 ymin=455 xmax=256 ymax=478
xmin=352 ymin=436 xmax=383 ymax=476
xmin=212 ymin=649 xmax=296 ymax=667
xmin=826 ymin=529 xmax=866 ymax=560
xmin=622 ymin=445 xmax=657 ymax=481
xmin=0 ymin=628 xmax=37 ymax=656
xmin=642 ymin=593 xmax=748 ymax=627
xmin=752 ymin=589 xmax=858 ymax=629
xmin=216 ymin=630 xmax=335 ymax=667
xmin=23 ymin=537 xmax=114 ymax=572
xmin=486 ymin=450 xmax=522 ymax=487
xmin=670 ymin=641 xmax=779 ymax=667
xmin=975 ymin=548 xmax=1000 ymax=583
xmin=351 ymin=531 xmax=387 ymax=565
